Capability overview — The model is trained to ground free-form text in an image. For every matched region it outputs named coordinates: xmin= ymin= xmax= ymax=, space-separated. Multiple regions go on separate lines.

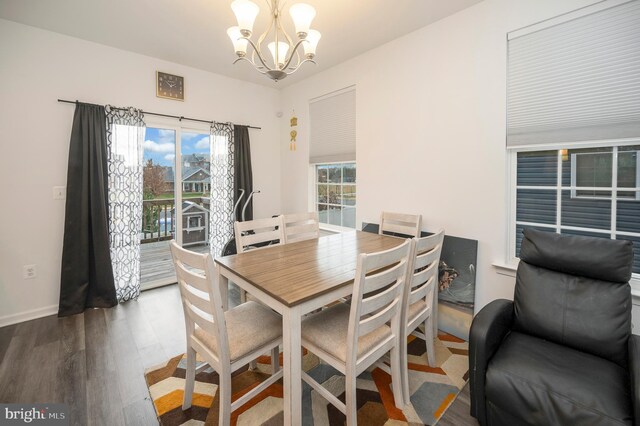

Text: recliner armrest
xmin=629 ymin=334 xmax=640 ymax=426
xmin=469 ymin=299 xmax=514 ymax=426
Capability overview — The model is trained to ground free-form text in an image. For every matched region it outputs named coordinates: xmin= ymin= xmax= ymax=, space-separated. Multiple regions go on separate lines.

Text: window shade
xmin=309 ymin=88 xmax=356 ymax=164
xmin=507 ymin=0 xmax=640 ymax=148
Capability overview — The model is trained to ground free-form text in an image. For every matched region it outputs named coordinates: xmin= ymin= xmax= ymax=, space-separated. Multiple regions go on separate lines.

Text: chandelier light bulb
xmin=268 ymin=41 xmax=290 ymax=68
xmin=227 ymin=26 xmax=248 ymax=56
xmin=289 ymin=3 xmax=316 ymax=38
xmin=303 ymin=29 xmax=321 ymax=58
xmin=231 ymin=0 xmax=260 ymax=37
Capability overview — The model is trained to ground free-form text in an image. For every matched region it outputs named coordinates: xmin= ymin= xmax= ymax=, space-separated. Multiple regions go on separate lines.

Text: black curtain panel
xmin=233 ymin=125 xmax=254 ymax=221
xmin=58 ymin=103 xmax=117 ymax=317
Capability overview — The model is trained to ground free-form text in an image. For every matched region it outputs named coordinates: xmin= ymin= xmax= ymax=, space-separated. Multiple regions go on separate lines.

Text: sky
xmin=143 ymin=128 xmax=210 ymax=167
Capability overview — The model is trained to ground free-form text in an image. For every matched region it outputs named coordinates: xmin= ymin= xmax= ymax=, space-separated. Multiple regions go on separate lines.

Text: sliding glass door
xmin=140 ymin=124 xmax=211 ymax=290
xmin=178 ymin=132 xmax=211 ymax=250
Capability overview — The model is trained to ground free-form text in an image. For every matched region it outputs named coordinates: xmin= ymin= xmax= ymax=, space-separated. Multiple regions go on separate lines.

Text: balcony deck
xmin=140 ymin=228 xmax=337 ymax=288
xmin=140 ymin=241 xmax=209 ymax=287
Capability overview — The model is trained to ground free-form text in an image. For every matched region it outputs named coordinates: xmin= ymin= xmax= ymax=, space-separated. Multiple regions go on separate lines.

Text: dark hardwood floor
xmin=0 ymin=284 xmax=477 ymax=425
xmin=439 ymin=384 xmax=478 ymax=426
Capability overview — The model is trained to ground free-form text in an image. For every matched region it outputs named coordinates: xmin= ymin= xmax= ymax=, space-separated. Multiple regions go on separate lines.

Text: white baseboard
xmin=0 ymin=304 xmax=58 ymax=328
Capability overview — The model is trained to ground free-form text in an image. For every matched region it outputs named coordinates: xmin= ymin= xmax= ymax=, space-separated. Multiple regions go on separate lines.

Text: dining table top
xmin=215 ymin=230 xmax=405 ymax=307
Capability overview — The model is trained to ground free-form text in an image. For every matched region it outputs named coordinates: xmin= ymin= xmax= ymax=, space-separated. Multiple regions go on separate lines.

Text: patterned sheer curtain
xmin=106 ymin=106 xmax=146 ymax=301
xmin=209 ymin=123 xmax=235 ymax=258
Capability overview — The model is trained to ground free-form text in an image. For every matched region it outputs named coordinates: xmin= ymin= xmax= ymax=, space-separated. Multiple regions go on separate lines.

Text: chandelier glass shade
xmin=227 ymin=0 xmax=321 ymax=82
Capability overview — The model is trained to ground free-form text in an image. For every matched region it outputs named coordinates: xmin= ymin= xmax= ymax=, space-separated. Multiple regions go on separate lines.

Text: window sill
xmin=492 ymin=261 xmax=518 ymax=278
xmin=493 ymin=261 xmax=640 ymax=305
xmin=319 ymin=223 xmax=355 ymax=234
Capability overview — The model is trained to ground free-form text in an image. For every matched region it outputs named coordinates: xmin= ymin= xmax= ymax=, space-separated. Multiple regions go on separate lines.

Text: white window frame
xmin=506 ymin=139 xmax=640 ymax=292
xmin=185 ymin=214 xmax=203 ymax=231
xmin=570 ymin=150 xmax=640 ymax=200
xmin=309 ymin=161 xmax=356 ymax=232
xmin=619 ymin=150 xmax=640 ymax=201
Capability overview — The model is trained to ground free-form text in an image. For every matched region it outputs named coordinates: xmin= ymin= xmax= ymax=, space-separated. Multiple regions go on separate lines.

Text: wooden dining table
xmin=215 ymin=229 xmax=405 ymax=426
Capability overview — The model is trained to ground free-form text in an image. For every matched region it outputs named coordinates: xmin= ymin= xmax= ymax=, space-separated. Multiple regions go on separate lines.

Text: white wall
xmin=279 ymin=0 xmax=603 ymax=312
xmin=3 ymin=0 xmax=636 ymax=331
xmin=0 ymin=19 xmax=282 ymax=326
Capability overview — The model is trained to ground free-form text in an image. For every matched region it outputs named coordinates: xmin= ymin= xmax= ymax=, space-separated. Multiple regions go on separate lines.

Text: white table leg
xmin=218 ymin=269 xmax=229 ymax=311
xmin=283 ymin=306 xmax=302 ymax=426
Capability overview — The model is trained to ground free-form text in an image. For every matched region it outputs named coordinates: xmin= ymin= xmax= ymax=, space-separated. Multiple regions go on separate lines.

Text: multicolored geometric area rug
xmin=144 ymin=331 xmax=468 ymax=425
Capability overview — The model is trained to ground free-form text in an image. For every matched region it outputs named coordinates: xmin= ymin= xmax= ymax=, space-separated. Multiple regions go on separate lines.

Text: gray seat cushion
xmin=301 ymin=303 xmax=391 ymax=363
xmin=486 ymin=331 xmax=632 ymax=426
xmin=407 ymin=300 xmax=428 ymax=324
xmin=194 ymin=301 xmax=282 ymax=362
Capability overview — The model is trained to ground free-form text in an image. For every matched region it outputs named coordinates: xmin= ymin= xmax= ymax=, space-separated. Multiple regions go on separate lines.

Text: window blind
xmin=309 ymin=87 xmax=356 ymax=164
xmin=507 ymin=0 xmax=640 ymax=148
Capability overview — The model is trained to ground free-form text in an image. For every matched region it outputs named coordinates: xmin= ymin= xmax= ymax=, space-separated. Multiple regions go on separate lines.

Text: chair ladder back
xmin=361 ymin=241 xmax=411 ymax=271
xmin=362 ymin=261 xmax=408 ymax=294
xmin=235 ymin=216 xmax=286 ymax=253
xmin=171 ymin=242 xmax=208 ymax=269
xmin=177 ymin=274 xmax=215 ymax=317
xmin=360 ymin=274 xmax=404 ymax=317
xmin=284 ymin=212 xmax=320 ymax=243
xmin=170 ymin=241 xmax=229 ymax=361
xmin=409 ymin=242 xmax=441 ymax=305
xmin=181 ymin=296 xmax=217 ymax=337
xmin=348 ymin=239 xmax=413 ymax=345
xmin=379 ymin=211 xmax=422 ymax=238
xmin=403 ymin=230 xmax=444 ymax=322
xmin=409 ymin=266 xmax=437 ymax=307
xmin=359 ymin=299 xmax=401 ymax=337
xmin=238 ymin=229 xmax=283 ymax=249
xmin=413 ymin=242 xmax=442 ymax=271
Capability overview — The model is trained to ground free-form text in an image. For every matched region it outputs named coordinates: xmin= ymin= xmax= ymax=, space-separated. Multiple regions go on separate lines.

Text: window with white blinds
xmin=507 ymin=1 xmax=640 ymax=280
xmin=309 ymin=87 xmax=356 ymax=164
xmin=507 ymin=0 xmax=640 ymax=148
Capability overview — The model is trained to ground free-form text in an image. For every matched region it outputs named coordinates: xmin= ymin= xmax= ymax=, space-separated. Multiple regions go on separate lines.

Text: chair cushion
xmin=407 ymin=300 xmax=429 ymax=324
xmin=486 ymin=332 xmax=632 ymax=426
xmin=193 ymin=301 xmax=282 ymax=363
xmin=301 ymin=303 xmax=392 ymax=363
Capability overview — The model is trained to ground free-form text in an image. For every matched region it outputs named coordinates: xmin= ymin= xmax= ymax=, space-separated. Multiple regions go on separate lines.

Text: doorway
xmin=140 ymin=125 xmax=212 ymax=290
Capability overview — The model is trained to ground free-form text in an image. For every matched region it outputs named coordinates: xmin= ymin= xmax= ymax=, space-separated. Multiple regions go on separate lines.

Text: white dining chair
xmin=169 ymin=241 xmax=283 ymax=426
xmin=379 ymin=211 xmax=422 ymax=238
xmin=234 ymin=215 xmax=286 ymax=303
xmin=300 ymin=238 xmax=413 ymax=423
xmin=400 ymin=230 xmax=444 ymax=404
xmin=283 ymin=211 xmax=320 ymax=243
xmin=235 ymin=215 xmax=286 ymax=254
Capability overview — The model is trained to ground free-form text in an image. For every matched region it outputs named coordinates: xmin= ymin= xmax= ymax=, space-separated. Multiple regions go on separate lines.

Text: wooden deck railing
xmin=142 ymin=199 xmax=174 ymax=243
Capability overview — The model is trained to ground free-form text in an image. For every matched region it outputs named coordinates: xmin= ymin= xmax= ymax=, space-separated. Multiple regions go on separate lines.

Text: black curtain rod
xmin=57 ymin=99 xmax=261 ymax=130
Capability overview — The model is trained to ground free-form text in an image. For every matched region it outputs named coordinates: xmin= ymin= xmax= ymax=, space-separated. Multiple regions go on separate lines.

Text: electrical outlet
xmin=23 ymin=264 xmax=37 ymax=279
xmin=53 ymin=186 xmax=66 ymax=200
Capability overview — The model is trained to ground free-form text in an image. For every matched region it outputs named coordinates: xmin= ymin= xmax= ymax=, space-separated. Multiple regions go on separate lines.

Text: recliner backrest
xmin=514 ymin=229 xmax=634 ymax=367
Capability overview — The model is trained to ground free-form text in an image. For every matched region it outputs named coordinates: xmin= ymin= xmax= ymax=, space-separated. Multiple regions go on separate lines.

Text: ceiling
xmin=0 ymin=0 xmax=483 ymax=88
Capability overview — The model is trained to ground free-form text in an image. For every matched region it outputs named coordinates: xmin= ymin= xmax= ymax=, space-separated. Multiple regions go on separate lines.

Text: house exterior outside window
xmin=315 ymin=162 xmax=356 ymax=229
xmin=511 ymin=145 xmax=640 ymax=276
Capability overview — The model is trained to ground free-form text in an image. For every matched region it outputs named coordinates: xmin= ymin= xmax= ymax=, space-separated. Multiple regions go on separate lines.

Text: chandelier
xmin=227 ymin=0 xmax=321 ymax=82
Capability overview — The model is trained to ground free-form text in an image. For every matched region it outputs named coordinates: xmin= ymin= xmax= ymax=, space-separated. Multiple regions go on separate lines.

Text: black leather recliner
xmin=470 ymin=229 xmax=639 ymax=426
